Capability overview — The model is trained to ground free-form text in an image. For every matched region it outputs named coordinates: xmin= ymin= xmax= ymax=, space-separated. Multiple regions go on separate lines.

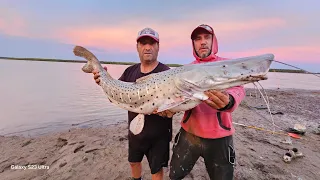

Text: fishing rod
xmin=272 ymin=60 xmax=320 ymax=78
xmin=232 ymin=122 xmax=303 ymax=139
xmin=233 ymin=122 xmax=287 ymax=136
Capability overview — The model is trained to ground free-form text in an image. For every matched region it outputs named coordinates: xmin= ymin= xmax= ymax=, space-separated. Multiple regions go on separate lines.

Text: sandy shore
xmin=1 ymin=88 xmax=319 ymax=180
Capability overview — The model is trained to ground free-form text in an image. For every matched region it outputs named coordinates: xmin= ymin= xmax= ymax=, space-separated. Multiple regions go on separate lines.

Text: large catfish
xmin=73 ymin=46 xmax=274 ymax=135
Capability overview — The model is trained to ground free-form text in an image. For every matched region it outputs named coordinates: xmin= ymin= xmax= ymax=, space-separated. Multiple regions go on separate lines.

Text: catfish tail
xmin=73 ymin=46 xmax=102 ymax=73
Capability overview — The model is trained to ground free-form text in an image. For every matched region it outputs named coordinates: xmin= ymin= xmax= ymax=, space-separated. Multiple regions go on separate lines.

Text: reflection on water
xmin=0 ymin=60 xmax=319 ymax=137
xmin=0 ymin=60 xmax=129 ymax=137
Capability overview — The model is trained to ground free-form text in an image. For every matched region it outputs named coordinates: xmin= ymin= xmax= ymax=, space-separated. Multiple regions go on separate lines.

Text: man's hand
xmin=204 ymin=90 xmax=230 ymax=110
xmin=152 ymin=109 xmax=176 ymax=118
xmin=92 ymin=67 xmax=107 ymax=85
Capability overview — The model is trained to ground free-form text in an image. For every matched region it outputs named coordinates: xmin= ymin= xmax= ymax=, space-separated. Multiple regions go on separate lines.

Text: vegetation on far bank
xmin=0 ymin=56 xmax=181 ymax=67
xmin=0 ymin=56 xmax=317 ymax=74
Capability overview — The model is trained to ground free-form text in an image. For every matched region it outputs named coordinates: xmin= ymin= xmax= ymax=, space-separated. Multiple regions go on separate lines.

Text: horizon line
xmin=1 ymin=56 xmax=318 ymax=74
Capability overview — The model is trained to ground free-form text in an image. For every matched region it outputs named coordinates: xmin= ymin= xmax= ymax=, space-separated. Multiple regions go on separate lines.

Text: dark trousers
xmin=169 ymin=128 xmax=235 ymax=180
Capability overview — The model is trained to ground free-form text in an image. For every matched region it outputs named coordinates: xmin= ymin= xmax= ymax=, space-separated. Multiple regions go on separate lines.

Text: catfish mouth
xmin=240 ymin=74 xmax=268 ymax=82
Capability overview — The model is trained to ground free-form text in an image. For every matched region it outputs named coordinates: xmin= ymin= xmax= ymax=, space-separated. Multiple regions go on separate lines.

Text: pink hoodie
xmin=180 ymin=26 xmax=246 ymax=139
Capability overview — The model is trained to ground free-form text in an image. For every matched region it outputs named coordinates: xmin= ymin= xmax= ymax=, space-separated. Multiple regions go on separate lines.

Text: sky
xmin=1 ymin=0 xmax=319 ymax=72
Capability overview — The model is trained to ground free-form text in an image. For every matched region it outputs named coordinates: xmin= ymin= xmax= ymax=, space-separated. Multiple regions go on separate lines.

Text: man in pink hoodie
xmin=168 ymin=24 xmax=246 ymax=180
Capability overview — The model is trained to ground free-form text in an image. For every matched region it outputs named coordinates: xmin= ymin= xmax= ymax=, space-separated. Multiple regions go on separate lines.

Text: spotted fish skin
xmin=73 ymin=45 xmax=274 ymax=115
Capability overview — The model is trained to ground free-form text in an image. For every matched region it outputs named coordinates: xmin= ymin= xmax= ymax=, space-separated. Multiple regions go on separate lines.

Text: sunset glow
xmin=1 ymin=0 xmax=319 ymax=72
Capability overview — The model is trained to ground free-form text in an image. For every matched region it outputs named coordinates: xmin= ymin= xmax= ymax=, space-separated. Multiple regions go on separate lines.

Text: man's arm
xmin=223 ymin=85 xmax=245 ymax=112
xmin=204 ymin=86 xmax=245 ymax=112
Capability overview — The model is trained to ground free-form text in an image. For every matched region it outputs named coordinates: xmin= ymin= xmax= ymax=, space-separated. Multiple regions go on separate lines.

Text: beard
xmin=200 ymin=52 xmax=209 ymax=58
xmin=196 ymin=45 xmax=211 ymax=59
xmin=199 ymin=50 xmax=211 ymax=58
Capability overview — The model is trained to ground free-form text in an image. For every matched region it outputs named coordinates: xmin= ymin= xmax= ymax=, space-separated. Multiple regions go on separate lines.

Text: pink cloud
xmin=0 ymin=8 xmax=26 ymax=36
xmin=223 ymin=45 xmax=320 ymax=63
xmin=4 ymin=11 xmax=313 ymax=65
xmin=214 ymin=18 xmax=287 ymax=43
xmin=217 ymin=18 xmax=286 ymax=32
xmin=56 ymin=26 xmax=137 ymax=52
xmin=0 ymin=12 xmax=286 ymax=57
xmin=53 ymin=17 xmax=286 ymax=53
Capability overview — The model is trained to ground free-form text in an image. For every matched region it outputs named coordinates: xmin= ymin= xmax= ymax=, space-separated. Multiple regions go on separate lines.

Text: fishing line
xmin=257 ymin=81 xmax=270 ymax=105
xmin=272 ymin=60 xmax=320 ymax=78
xmin=254 ymin=85 xmax=259 ymax=104
xmin=241 ymin=101 xmax=282 ymax=130
xmin=244 ymin=59 xmax=318 ymax=134
xmin=253 ymin=82 xmax=277 ymax=133
xmin=257 ymin=81 xmax=278 ymax=132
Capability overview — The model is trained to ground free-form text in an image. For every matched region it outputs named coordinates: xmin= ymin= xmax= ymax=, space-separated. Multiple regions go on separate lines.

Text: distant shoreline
xmin=0 ymin=56 xmax=182 ymax=67
xmin=0 ymin=56 xmax=316 ymax=74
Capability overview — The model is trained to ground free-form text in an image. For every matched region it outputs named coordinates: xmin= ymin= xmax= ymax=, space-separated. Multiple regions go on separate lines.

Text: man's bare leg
xmin=130 ymin=162 xmax=142 ymax=179
xmin=151 ymin=168 xmax=163 ymax=180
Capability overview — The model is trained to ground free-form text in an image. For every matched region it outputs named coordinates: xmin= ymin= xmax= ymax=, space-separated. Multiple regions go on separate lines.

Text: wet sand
xmin=0 ymin=88 xmax=319 ymax=180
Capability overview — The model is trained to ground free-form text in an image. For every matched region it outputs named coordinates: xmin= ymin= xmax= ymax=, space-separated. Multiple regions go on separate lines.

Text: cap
xmin=191 ymin=24 xmax=214 ymax=39
xmin=136 ymin=27 xmax=159 ymax=42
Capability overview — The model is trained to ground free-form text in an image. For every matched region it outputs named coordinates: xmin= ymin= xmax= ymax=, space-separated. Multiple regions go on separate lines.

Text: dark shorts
xmin=169 ymin=128 xmax=235 ymax=180
xmin=128 ymin=136 xmax=170 ymax=174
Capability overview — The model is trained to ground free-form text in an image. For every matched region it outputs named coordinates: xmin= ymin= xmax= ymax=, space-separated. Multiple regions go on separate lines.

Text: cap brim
xmin=191 ymin=27 xmax=213 ymax=39
xmin=136 ymin=35 xmax=159 ymax=42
